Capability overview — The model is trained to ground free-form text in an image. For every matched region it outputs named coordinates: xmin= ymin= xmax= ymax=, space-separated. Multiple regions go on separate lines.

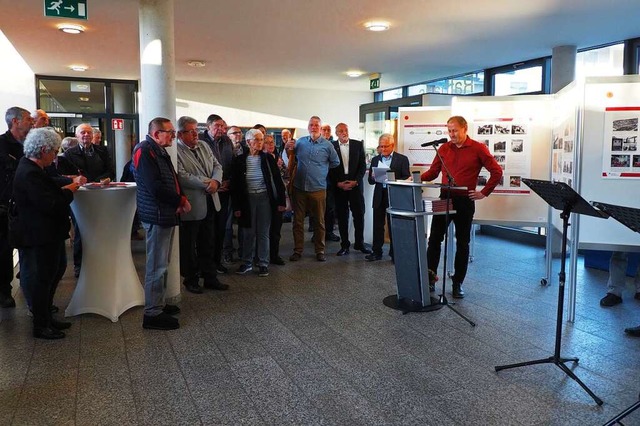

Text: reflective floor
xmin=1 ymin=225 xmax=640 ymax=425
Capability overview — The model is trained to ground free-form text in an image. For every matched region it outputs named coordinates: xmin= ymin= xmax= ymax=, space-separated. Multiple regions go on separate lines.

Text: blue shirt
xmin=292 ymin=136 xmax=340 ymax=192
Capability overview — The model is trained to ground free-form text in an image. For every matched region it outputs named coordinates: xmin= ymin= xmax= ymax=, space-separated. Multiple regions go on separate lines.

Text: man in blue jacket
xmin=133 ymin=117 xmax=191 ymax=331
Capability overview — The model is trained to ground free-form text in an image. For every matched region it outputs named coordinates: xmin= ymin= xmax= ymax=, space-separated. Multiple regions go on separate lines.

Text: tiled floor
xmin=1 ymin=225 xmax=640 ymax=425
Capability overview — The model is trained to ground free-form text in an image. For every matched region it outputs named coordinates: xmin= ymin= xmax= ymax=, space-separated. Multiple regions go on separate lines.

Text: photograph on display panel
xmin=602 ymin=106 xmax=640 ymax=178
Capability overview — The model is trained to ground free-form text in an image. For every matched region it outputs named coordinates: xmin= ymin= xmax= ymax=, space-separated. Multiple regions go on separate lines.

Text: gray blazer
xmin=177 ymin=139 xmax=223 ymax=221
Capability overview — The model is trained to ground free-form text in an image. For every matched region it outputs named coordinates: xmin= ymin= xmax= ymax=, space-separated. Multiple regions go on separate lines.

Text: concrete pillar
xmin=551 ymin=45 xmax=577 ymax=93
xmin=112 ymin=83 xmax=132 ymax=180
xmin=139 ymin=0 xmax=181 ymax=304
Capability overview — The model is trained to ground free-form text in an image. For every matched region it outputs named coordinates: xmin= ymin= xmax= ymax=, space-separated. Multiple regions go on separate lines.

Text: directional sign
xmin=44 ymin=0 xmax=88 ymax=20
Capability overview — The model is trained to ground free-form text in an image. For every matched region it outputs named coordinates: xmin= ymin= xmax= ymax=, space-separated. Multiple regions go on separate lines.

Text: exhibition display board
xmin=578 ymin=75 xmax=640 ymax=251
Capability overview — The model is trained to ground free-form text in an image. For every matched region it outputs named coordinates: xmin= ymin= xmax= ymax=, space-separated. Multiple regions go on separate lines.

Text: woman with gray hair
xmin=230 ymin=129 xmax=286 ymax=277
xmin=11 ymin=127 xmax=80 ymax=339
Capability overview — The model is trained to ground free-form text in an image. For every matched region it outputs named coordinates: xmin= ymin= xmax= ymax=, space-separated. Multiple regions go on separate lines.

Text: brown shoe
xmin=289 ymin=253 xmax=301 ymax=261
xmin=316 ymin=253 xmax=326 ymax=262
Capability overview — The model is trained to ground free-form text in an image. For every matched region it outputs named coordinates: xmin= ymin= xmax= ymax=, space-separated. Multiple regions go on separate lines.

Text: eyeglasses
xmin=179 ymin=129 xmax=198 ymax=135
xmin=228 ymin=131 xmax=242 ymax=135
xmin=158 ymin=129 xmax=176 ymax=136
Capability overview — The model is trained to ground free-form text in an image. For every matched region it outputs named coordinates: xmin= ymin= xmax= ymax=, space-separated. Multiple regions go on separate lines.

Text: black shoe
xmin=216 ymin=264 xmax=228 ymax=274
xmin=635 ymin=292 xmax=640 ymax=301
xmin=337 ymin=248 xmax=349 ymax=256
xmin=325 ymin=233 xmax=340 ymax=242
xmin=50 ymin=305 xmax=59 ymax=314
xmin=163 ymin=304 xmax=181 ymax=315
xmin=51 ymin=319 xmax=72 ymax=330
xmin=34 ymin=327 xmax=65 ymax=339
xmin=258 ymin=266 xmax=269 ymax=277
xmin=184 ymin=280 xmax=203 ymax=294
xmin=365 ymin=253 xmax=382 ymax=262
xmin=600 ymin=293 xmax=622 ymax=307
xmin=624 ymin=325 xmax=640 ymax=337
xmin=204 ymin=278 xmax=229 ymax=291
xmin=143 ymin=313 xmax=180 ymax=330
xmin=452 ymin=283 xmax=465 ymax=299
xmin=0 ymin=294 xmax=16 ymax=308
xmin=270 ymin=256 xmax=285 ymax=265
xmin=354 ymin=244 xmax=372 ymax=254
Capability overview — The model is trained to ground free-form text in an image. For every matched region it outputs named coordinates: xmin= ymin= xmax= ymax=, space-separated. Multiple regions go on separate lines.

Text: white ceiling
xmin=1 ymin=0 xmax=640 ymax=93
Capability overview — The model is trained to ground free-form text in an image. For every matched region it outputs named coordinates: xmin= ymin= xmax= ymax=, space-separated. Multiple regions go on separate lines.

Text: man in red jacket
xmin=421 ymin=116 xmax=502 ymax=299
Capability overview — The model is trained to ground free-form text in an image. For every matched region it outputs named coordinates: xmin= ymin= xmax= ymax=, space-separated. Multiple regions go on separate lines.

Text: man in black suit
xmin=366 ymin=133 xmax=410 ymax=261
xmin=61 ymin=123 xmax=115 ymax=277
xmin=330 ymin=123 xmax=371 ymax=256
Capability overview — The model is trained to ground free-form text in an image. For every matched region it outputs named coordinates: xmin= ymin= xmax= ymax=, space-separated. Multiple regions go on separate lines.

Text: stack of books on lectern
xmin=423 ymin=197 xmax=453 ymax=213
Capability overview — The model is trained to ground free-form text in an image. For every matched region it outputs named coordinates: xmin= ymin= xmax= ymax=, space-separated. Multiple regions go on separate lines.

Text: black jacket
xmin=61 ymin=144 xmax=114 ymax=182
xmin=368 ymin=152 xmax=411 ymax=209
xmin=330 ymin=139 xmax=367 ymax=191
xmin=230 ymin=152 xmax=286 ymax=228
xmin=12 ymin=157 xmax=74 ymax=247
xmin=0 ymin=130 xmax=24 ymax=206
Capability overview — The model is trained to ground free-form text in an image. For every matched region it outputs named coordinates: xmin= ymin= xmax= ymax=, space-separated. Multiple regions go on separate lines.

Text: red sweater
xmin=420 ymin=136 xmax=502 ymax=196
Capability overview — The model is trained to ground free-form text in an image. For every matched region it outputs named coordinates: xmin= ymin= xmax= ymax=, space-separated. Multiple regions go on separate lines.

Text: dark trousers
xmin=427 ymin=195 xmax=475 ymax=285
xmin=0 ymin=214 xmax=13 ymax=296
xmin=324 ymin=185 xmax=335 ymax=232
xmin=334 ymin=187 xmax=365 ymax=249
xmin=19 ymin=240 xmax=65 ymax=330
xmin=179 ymin=201 xmax=216 ymax=285
xmin=213 ymin=192 xmax=231 ymax=267
xmin=72 ymin=212 xmax=82 ymax=269
xmin=371 ymin=190 xmax=392 ymax=257
xmin=269 ymin=208 xmax=283 ymax=261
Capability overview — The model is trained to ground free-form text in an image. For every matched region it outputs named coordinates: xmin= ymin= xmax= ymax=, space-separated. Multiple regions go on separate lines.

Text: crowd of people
xmin=2 ymin=108 xmax=638 ymax=339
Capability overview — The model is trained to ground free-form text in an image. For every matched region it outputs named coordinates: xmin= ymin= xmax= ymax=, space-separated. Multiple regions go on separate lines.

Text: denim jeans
xmin=142 ymin=222 xmax=175 ymax=316
xmin=241 ymin=192 xmax=272 ymax=267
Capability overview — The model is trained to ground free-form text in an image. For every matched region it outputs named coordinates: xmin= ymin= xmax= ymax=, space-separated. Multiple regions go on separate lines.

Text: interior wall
xmin=0 ymin=30 xmax=35 ymax=131
xmin=176 ymin=81 xmax=371 ymax=139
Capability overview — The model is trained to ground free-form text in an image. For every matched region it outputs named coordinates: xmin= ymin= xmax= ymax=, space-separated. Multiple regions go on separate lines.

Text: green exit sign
xmin=370 ymin=78 xmax=380 ymax=90
xmin=44 ymin=0 xmax=88 ymax=20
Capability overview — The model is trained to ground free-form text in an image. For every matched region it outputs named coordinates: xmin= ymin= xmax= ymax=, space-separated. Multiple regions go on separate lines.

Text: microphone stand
xmin=429 ymin=141 xmax=476 ymax=326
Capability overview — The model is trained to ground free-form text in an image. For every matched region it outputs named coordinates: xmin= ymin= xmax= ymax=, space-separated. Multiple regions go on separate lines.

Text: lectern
xmin=383 ymin=171 xmax=448 ymax=312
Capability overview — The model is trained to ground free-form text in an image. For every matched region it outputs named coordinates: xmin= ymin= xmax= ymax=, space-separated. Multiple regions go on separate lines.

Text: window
xmin=576 ymin=43 xmax=624 ymax=80
xmin=381 ymin=88 xmax=402 ymax=101
xmin=493 ymin=66 xmax=543 ymax=96
xmin=408 ymin=72 xmax=485 ymax=96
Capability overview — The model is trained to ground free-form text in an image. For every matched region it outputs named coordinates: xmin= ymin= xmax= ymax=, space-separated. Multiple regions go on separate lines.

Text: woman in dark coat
xmin=231 ymin=129 xmax=285 ymax=278
xmin=12 ymin=128 xmax=79 ymax=339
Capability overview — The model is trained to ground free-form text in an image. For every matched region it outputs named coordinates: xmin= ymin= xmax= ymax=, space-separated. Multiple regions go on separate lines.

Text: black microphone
xmin=420 ymin=138 xmax=448 ymax=147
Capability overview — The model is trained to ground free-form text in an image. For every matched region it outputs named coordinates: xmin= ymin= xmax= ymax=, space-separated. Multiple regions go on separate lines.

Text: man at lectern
xmin=421 ymin=116 xmax=502 ymax=299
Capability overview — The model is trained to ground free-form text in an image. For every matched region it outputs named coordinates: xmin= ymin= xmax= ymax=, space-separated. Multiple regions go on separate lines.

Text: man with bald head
xmin=31 ymin=109 xmax=50 ymax=128
xmin=62 ymin=123 xmax=115 ymax=277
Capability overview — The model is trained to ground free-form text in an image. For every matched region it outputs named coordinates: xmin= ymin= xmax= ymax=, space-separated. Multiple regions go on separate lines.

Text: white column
xmin=551 ymin=45 xmax=577 ymax=93
xmin=139 ymin=0 xmax=181 ymax=304
xmin=112 ymin=83 xmax=132 ymax=180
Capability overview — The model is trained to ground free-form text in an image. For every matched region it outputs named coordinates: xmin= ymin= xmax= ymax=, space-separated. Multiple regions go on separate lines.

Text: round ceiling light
xmin=364 ymin=21 xmax=390 ymax=32
xmin=346 ymin=70 xmax=364 ymax=78
xmin=58 ymin=24 xmax=85 ymax=34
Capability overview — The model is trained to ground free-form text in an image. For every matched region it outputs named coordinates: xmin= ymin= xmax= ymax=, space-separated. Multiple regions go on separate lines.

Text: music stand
xmin=494 ymin=178 xmax=605 ymax=406
xmin=591 ymin=202 xmax=640 ymax=424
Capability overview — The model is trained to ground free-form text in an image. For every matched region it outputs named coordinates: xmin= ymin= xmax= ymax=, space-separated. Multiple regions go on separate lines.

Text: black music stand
xmin=494 ymin=178 xmax=605 ymax=406
xmin=591 ymin=202 xmax=640 ymax=424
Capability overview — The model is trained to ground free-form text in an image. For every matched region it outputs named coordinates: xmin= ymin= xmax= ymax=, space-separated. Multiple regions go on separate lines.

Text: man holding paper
xmin=366 ymin=133 xmax=410 ymax=261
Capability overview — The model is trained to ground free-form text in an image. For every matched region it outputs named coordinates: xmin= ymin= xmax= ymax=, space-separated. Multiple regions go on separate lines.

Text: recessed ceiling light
xmin=58 ymin=24 xmax=85 ymax=34
xmin=346 ymin=70 xmax=364 ymax=78
xmin=364 ymin=21 xmax=390 ymax=32
xmin=187 ymin=60 xmax=206 ymax=68
xmin=69 ymin=65 xmax=88 ymax=72
xmin=78 ymin=96 xmax=90 ymax=102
